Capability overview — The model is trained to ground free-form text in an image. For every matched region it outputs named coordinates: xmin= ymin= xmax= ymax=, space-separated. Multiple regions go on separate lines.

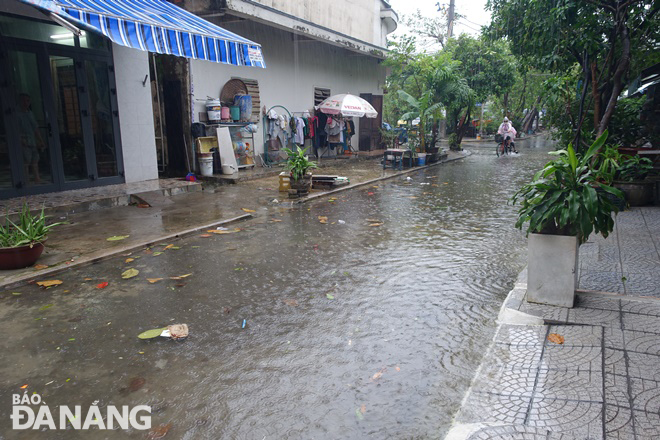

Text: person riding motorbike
xmin=497 ymin=117 xmax=518 ymax=154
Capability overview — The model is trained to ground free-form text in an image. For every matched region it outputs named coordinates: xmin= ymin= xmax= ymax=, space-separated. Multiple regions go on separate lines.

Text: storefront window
xmin=86 ymin=60 xmax=118 ymax=177
xmin=0 ymin=15 xmax=75 ymax=47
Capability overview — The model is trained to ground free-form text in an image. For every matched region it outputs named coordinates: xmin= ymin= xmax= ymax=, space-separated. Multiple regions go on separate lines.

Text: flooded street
xmin=1 ymin=137 xmax=554 ymax=439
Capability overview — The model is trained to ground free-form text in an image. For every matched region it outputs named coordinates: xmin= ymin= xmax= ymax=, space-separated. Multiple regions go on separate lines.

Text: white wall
xmin=113 ymin=44 xmax=159 ymax=183
xmin=190 ymin=22 xmax=385 ymax=156
xmin=237 ymin=0 xmax=383 ymax=48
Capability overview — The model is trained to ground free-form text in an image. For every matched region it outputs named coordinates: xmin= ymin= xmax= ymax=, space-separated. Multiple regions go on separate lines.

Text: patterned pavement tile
xmin=605 ymin=374 xmax=632 ymax=410
xmin=527 ymin=397 xmax=603 ymax=438
xmin=519 ymin=302 xmax=569 ymax=323
xmin=622 ymin=330 xmax=660 ymax=356
xmin=485 ymin=343 xmax=543 ymax=372
xmin=542 ymin=345 xmax=602 ymax=371
xmin=575 ymin=294 xmax=621 ymax=311
xmin=603 ymin=327 xmax=626 ymax=349
xmin=625 ymin=352 xmax=660 ymax=381
xmin=605 ymin=405 xmax=636 ymax=440
xmin=622 ymin=313 xmax=660 ymax=334
xmin=534 ymin=370 xmax=603 ymax=402
xmin=604 ymin=348 xmax=627 ymax=377
xmin=546 ymin=325 xmax=603 ymax=347
xmin=620 ymin=299 xmax=660 ymax=317
xmin=622 ymin=274 xmax=660 ymax=298
xmin=465 ymin=424 xmax=570 ymax=439
xmin=567 ymin=307 xmax=622 ymax=327
xmin=457 ymin=391 xmax=530 ymax=425
xmin=633 ymin=409 xmax=660 ymax=440
xmin=495 ymin=325 xmax=548 ymax=347
xmin=580 ymin=259 xmax=623 ymax=273
xmin=578 ymin=270 xmax=625 ymax=294
xmin=470 ymin=366 xmax=538 ymax=399
xmin=629 ymin=377 xmax=660 ymax=414
xmin=621 ymin=258 xmax=660 ymax=274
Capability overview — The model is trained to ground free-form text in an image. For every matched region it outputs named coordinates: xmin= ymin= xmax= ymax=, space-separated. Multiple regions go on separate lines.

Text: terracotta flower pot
xmin=0 ymin=242 xmax=46 ymax=270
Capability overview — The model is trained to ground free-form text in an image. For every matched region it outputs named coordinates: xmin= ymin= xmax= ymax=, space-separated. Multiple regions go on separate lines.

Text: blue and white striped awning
xmin=18 ymin=0 xmax=265 ymax=68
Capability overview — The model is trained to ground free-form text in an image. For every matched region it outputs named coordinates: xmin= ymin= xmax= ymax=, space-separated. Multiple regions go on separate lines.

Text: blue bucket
xmin=417 ymin=155 xmax=426 ymax=166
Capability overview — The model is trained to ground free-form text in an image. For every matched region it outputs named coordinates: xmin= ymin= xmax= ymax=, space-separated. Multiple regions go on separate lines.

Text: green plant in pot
xmin=0 ymin=203 xmax=64 ymax=270
xmin=283 ymin=146 xmax=317 ymax=197
xmin=511 ymin=131 xmax=624 ymax=307
xmin=613 ymin=155 xmax=655 ymax=206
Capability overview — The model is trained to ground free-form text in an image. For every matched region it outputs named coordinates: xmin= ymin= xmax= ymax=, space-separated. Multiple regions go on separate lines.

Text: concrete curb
xmin=0 ymin=213 xmax=253 ymax=290
xmin=296 ymin=151 xmax=471 ymax=204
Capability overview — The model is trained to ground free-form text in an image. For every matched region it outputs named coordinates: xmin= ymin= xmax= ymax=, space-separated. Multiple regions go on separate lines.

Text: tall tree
xmin=486 ymin=0 xmax=659 ymax=144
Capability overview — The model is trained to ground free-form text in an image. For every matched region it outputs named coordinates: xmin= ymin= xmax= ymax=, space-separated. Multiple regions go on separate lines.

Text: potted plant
xmin=0 ymin=204 xmax=63 ymax=270
xmin=283 ymin=146 xmax=317 ymax=198
xmin=592 ymin=144 xmax=626 ymax=210
xmin=613 ymin=155 xmax=654 ymax=206
xmin=512 ymin=131 xmax=624 ymax=307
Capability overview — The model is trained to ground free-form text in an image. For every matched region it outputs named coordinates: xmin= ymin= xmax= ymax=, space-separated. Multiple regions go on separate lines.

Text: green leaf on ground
xmin=121 ymin=268 xmax=139 ymax=279
xmin=326 ymin=294 xmax=335 ymax=300
xmin=107 ymin=235 xmax=130 ymax=241
xmin=39 ymin=304 xmax=54 ymax=311
xmin=152 ymin=252 xmax=163 ymax=256
xmin=137 ymin=327 xmax=167 ymax=339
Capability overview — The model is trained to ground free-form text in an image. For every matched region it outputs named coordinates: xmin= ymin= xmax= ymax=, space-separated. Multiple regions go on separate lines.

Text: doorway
xmin=0 ymin=14 xmax=123 ymax=200
xmin=358 ymin=93 xmax=383 ymax=151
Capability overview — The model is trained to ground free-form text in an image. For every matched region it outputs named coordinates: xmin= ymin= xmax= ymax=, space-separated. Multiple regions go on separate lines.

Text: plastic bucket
xmin=206 ymin=99 xmax=221 ymax=123
xmin=230 ymin=106 xmax=240 ymax=121
xmin=234 ymin=94 xmax=252 ymax=121
xmin=198 ymin=154 xmax=214 ymax=176
xmin=221 ymin=164 xmax=236 ymax=175
xmin=221 ymin=106 xmax=230 ymax=120
xmin=417 ymin=153 xmax=426 ymax=166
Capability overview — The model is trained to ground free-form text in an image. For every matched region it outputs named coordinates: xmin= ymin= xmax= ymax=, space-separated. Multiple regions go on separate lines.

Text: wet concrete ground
xmin=447 ymin=208 xmax=660 ymax=440
xmin=0 ymin=137 xmax=553 ymax=438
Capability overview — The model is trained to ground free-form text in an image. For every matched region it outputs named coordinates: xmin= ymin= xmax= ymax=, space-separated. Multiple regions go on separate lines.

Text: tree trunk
xmin=597 ymin=18 xmax=631 ymax=137
xmin=591 ymin=61 xmax=600 ymax=131
xmin=456 ymin=107 xmax=471 ymax=145
xmin=573 ymin=52 xmax=591 ymax=149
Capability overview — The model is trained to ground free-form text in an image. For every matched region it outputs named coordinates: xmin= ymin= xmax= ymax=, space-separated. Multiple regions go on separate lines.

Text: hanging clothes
xmin=295 ymin=117 xmax=305 ymax=145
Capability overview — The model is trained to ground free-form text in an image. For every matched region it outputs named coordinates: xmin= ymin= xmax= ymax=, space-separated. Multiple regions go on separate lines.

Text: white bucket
xmin=206 ymin=98 xmax=222 ymax=123
xmin=199 ymin=155 xmax=214 ymax=176
xmin=221 ymin=164 xmax=236 ymax=175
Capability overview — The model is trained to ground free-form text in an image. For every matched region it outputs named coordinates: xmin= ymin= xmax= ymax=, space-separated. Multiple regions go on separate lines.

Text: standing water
xmin=0 ymin=137 xmax=554 ymax=439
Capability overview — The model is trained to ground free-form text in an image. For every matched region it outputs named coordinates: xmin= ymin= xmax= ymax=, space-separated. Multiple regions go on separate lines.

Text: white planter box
xmin=527 ymin=233 xmax=579 ymax=308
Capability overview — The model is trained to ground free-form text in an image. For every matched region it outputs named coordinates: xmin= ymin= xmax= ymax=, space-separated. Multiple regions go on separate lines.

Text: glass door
xmin=5 ymin=48 xmax=59 ymax=193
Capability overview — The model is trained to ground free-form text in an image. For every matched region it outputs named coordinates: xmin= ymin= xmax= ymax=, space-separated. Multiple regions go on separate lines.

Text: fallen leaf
xmin=326 ymin=294 xmax=335 ymax=300
xmin=355 ymin=408 xmax=364 ymax=421
xmin=39 ymin=304 xmax=53 ymax=311
xmin=208 ymin=229 xmax=236 ymax=235
xmin=147 ymin=278 xmax=163 ymax=284
xmin=138 ymin=327 xmax=167 ymax=339
xmin=20 ymin=384 xmax=28 ymax=389
xmin=369 ymin=223 xmax=384 ymax=227
xmin=147 ymin=423 xmax=172 ymax=440
xmin=137 ymin=203 xmax=150 ymax=208
xmin=33 ymin=264 xmax=48 ymax=270
xmin=170 ymin=246 xmax=181 ymax=250
xmin=169 ymin=273 xmax=192 ymax=280
xmin=548 ymin=333 xmax=565 ymax=345
xmin=395 ymin=366 xmax=401 ymax=372
xmin=283 ymin=299 xmax=299 ymax=306
xmin=163 ymin=244 xmax=174 ymax=250
xmin=271 ymin=219 xmax=283 ymax=223
xmin=127 ymin=377 xmax=146 ymax=392
xmin=84 ymin=278 xmax=93 ymax=281
xmin=371 ymin=368 xmax=386 ymax=381
xmin=318 ymin=216 xmax=328 ymax=224
xmin=121 ymin=268 xmax=139 ymax=279
xmin=407 ymin=196 xmax=418 ymax=199
xmin=241 ymin=208 xmax=256 ymax=213
xmin=125 ymin=258 xmax=134 ymax=263
xmin=106 ymin=235 xmax=129 ymax=241
xmin=366 ymin=219 xmax=381 ymax=222
xmin=68 ymin=338 xmax=75 ymax=341
xmin=360 ymin=404 xmax=366 ymax=414
xmin=200 ymin=234 xmax=212 ymax=238
xmin=36 ymin=280 xmax=63 ymax=288
xmin=12 ymin=292 xmax=22 ymax=296
xmin=96 ymin=282 xmax=109 ymax=289
xmin=152 ymin=252 xmax=163 ymax=256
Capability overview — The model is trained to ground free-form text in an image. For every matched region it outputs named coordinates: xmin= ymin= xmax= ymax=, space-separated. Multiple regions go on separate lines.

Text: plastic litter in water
xmin=242 ymin=319 xmax=247 ymax=329
xmin=338 ymin=220 xmax=346 ymax=224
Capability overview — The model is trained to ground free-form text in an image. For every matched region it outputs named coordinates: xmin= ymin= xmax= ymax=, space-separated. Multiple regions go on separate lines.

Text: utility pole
xmin=447 ymin=0 xmax=455 ymax=38
xmin=479 ymin=103 xmax=484 ymax=139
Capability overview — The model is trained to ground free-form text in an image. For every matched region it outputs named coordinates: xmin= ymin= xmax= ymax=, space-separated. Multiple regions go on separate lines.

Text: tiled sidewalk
xmin=447 ymin=208 xmax=660 ymax=440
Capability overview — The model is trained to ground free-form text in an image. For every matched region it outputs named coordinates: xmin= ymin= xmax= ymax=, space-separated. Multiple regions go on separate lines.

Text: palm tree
xmin=398 ymin=89 xmax=443 ymax=154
